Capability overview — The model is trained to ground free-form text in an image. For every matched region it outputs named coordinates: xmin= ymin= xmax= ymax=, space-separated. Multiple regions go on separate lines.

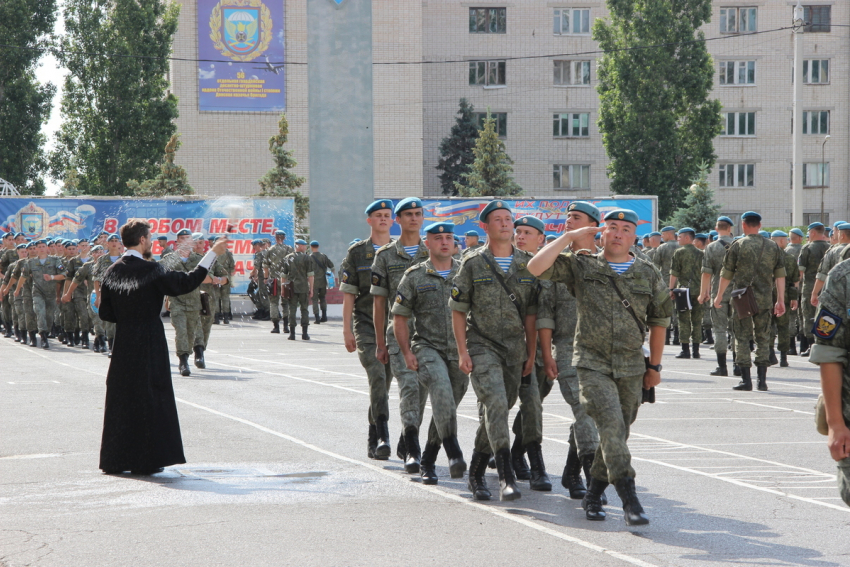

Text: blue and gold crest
xmin=813 ymin=308 xmax=842 ymax=340
xmin=21 ymin=214 xmax=42 ymax=238
xmin=209 ymin=0 xmax=272 ymax=62
xmin=15 ymin=202 xmax=49 ymax=239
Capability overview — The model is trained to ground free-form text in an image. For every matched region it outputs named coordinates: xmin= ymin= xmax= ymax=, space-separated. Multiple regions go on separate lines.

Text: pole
xmin=821 ymin=135 xmax=830 ymax=223
xmin=792 ymin=2 xmax=805 ymax=227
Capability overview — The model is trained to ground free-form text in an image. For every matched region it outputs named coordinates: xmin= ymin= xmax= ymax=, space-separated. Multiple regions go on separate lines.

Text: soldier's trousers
xmin=357 ymin=339 xmax=392 ymax=425
xmin=537 ymin=359 xmax=600 ymax=458
xmin=312 ymin=287 xmax=327 ymax=316
xmin=677 ymin=299 xmax=704 ymax=344
xmin=578 ymin=367 xmax=643 ymax=484
xmin=414 ymin=346 xmax=466 ymax=445
xmin=14 ymin=297 xmax=25 ymax=330
xmin=61 ymin=298 xmax=77 ymax=332
xmin=289 ymin=292 xmax=309 ymax=327
xmin=91 ymin=306 xmax=104 ymax=337
xmin=32 ymin=291 xmax=56 ymax=333
xmin=711 ymin=302 xmax=733 ymax=354
xmin=269 ymin=290 xmax=289 ymax=321
xmin=469 ymin=348 xmax=525 ymax=454
xmin=257 ymin=277 xmax=270 ymax=310
xmin=671 ymin=308 xmax=678 ymax=329
xmin=219 ymin=285 xmax=232 ymax=315
xmin=69 ymin=296 xmax=89 ymax=332
xmin=388 ymin=341 xmax=428 ymax=431
xmin=732 ymin=310 xmax=773 ymax=368
xmin=773 ymin=303 xmax=793 ymax=352
xmin=802 ymin=283 xmax=817 ymax=341
xmin=22 ymin=294 xmax=36 ymax=332
xmin=510 ymin=366 xmax=544 ymax=449
xmin=197 ymin=310 xmax=214 ymax=348
xmin=702 ymin=305 xmax=712 ymax=332
xmin=1 ymin=295 xmax=11 ymax=327
xmin=838 ymin=457 xmax=850 ymax=507
xmin=171 ymin=309 xmax=200 ymax=357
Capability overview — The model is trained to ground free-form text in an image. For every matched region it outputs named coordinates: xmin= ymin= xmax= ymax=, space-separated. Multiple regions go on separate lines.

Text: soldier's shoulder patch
xmin=341 ymin=270 xmax=352 ymax=284
xmin=813 ymin=308 xmax=842 ymax=340
xmin=395 ymin=292 xmax=405 ymax=304
xmin=451 ymin=285 xmax=462 ymax=300
xmin=371 ymin=272 xmax=383 ymax=287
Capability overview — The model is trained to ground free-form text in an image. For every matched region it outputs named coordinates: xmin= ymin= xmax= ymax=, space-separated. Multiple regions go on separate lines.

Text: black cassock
xmin=98 ymin=253 xmax=209 ymax=472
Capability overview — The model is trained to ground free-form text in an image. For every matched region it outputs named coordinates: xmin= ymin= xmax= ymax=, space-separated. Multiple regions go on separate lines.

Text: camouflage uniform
xmin=23 ymin=256 xmax=66 ymax=333
xmin=461 ymin=243 xmax=483 ymax=258
xmin=816 ymin=244 xmax=850 ymax=286
xmin=283 ymin=250 xmax=314 ymax=329
xmin=264 ymin=243 xmax=293 ymax=322
xmin=702 ymin=235 xmax=734 ymax=354
xmin=671 ymin=243 xmax=705 ymax=344
xmin=196 ymin=259 xmax=227 ymax=348
xmin=217 ymin=250 xmax=236 ymax=317
xmin=721 ymin=235 xmax=786 ymax=368
xmin=13 ymin=259 xmax=37 ymax=332
xmin=1 ymin=247 xmax=19 ymax=330
xmin=392 ymin=259 xmax=468 ymax=441
xmin=371 ymin=240 xmax=431 ymax=432
xmin=94 ymin=255 xmax=118 ymax=340
xmin=785 ymin=241 xmax=804 ymax=339
xmin=340 ymin=239 xmax=392 ymax=425
xmin=254 ymin=248 xmax=270 ymax=312
xmin=449 ymin=246 xmax=540 ymax=454
xmin=653 ymin=239 xmax=679 ymax=329
xmin=808 ymin=258 xmax=850 ymax=506
xmin=73 ymin=259 xmax=99 ymax=337
xmin=774 ymin=251 xmax=800 ymax=352
xmin=160 ymin=252 xmax=203 ymax=357
xmin=63 ymin=256 xmax=90 ymax=335
xmin=798 ymin=240 xmax=830 ymax=342
xmin=311 ymin=250 xmax=335 ymax=319
xmin=539 ymin=251 xmax=671 ymax=484
xmin=2 ymin=257 xmax=21 ymax=331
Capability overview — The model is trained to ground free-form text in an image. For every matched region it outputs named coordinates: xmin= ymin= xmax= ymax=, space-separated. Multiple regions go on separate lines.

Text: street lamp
xmin=820 ymin=134 xmax=830 ymax=224
xmin=791 ymin=0 xmax=806 ymax=226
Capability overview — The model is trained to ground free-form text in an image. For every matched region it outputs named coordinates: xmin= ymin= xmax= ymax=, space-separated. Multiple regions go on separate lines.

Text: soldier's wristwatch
xmin=646 ymin=363 xmax=662 ymax=372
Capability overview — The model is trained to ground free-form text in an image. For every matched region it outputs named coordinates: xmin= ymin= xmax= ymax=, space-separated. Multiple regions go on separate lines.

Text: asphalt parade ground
xmin=2 ymin=317 xmax=849 ymax=567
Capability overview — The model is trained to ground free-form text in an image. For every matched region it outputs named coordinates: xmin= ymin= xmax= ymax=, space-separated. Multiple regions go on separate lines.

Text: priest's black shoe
xmin=757 ymin=366 xmax=768 ymax=391
xmin=374 ymin=416 xmax=391 ymax=460
xmin=403 ymin=426 xmax=421 ymax=474
xmin=178 ymin=354 xmax=191 ymax=377
xmin=561 ymin=445 xmax=586 ymax=499
xmin=420 ymin=442 xmax=440 ymax=485
xmin=614 ymin=477 xmax=650 ymax=526
xmin=443 ymin=435 xmax=467 ymax=479
xmin=495 ymin=448 xmax=521 ymax=501
xmin=710 ymin=353 xmax=728 ymax=376
xmin=193 ymin=345 xmax=206 ymax=369
xmin=468 ymin=450 xmax=491 ymax=501
xmin=675 ymin=344 xmax=690 ymax=359
xmin=582 ymin=478 xmax=609 ymax=521
xmin=733 ymin=367 xmax=752 ymax=391
xmin=510 ymin=435 xmax=531 ymax=481
xmin=525 ymin=442 xmax=552 ymax=491
xmin=367 ymin=424 xmax=378 ymax=459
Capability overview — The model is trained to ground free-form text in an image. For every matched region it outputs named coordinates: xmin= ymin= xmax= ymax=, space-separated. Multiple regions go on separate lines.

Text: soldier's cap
xmin=771 ymin=230 xmax=789 ymax=237
xmin=717 ymin=216 xmax=734 ymax=225
xmin=635 ymin=241 xmax=644 ymax=248
xmin=479 ymin=200 xmax=512 ymax=222
xmin=251 ymin=239 xmax=262 ymax=245
xmin=733 ymin=236 xmax=743 ymax=241
xmin=838 ymin=223 xmax=850 ymax=231
xmin=207 ymin=236 xmax=218 ymax=242
xmin=295 ymin=239 xmax=308 ymax=245
xmin=834 ymin=221 xmax=847 ymax=227
xmin=107 ymin=234 xmax=120 ymax=242
xmin=678 ymin=227 xmax=695 ymax=235
xmin=741 ymin=211 xmax=761 ymax=221
xmin=262 ymin=238 xmax=271 ymax=244
xmin=660 ymin=226 xmax=676 ymax=232
xmin=454 ymin=235 xmax=460 ymax=242
xmin=274 ymin=229 xmax=286 ymax=236
xmin=595 ymin=232 xmax=602 ymax=239
xmin=349 ymin=239 xmax=361 ymax=246
xmin=365 ymin=199 xmax=394 ymax=216
xmin=758 ymin=230 xmax=771 ymax=238
xmin=567 ymin=201 xmax=601 ymax=223
xmin=191 ymin=232 xmax=204 ymax=241
xmin=26 ymin=241 xmax=36 ymax=248
xmin=15 ymin=232 xmax=26 ymax=238
xmin=64 ymin=241 xmax=76 ymax=247
xmin=175 ymin=229 xmax=192 ymax=237
xmin=465 ymin=230 xmax=480 ymax=238
xmin=77 ymin=237 xmax=88 ymax=243
xmin=604 ymin=209 xmax=639 ymax=225
xmin=546 ymin=234 xmax=557 ymax=241
xmin=425 ymin=221 xmax=455 ymax=235
xmin=807 ymin=222 xmax=824 ymax=230
xmin=156 ymin=235 xmax=168 ymax=241
xmin=310 ymin=240 xmax=319 ymax=246
xmin=91 ymin=245 xmax=104 ymax=252
xmin=695 ymin=233 xmax=708 ymax=240
xmin=99 ymin=230 xmax=109 ymax=236
xmin=394 ymin=197 xmax=423 ymax=215
xmin=1 ymin=232 xmax=11 ymax=239
xmin=790 ymin=228 xmax=805 ymax=237
xmin=825 ymin=227 xmax=833 ymax=236
xmin=648 ymin=231 xmax=661 ymax=237
xmin=513 ymin=215 xmax=545 ymax=234
xmin=709 ymin=230 xmax=718 ymax=237
xmin=15 ymin=243 xmax=26 ymax=249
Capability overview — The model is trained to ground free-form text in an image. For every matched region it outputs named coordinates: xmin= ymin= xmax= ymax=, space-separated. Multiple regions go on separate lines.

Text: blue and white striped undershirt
xmin=436 ymin=269 xmax=451 ymax=279
xmin=373 ymin=244 xmax=381 ymax=252
xmin=608 ymin=257 xmax=635 ymax=274
xmin=494 ymin=255 xmax=513 ymax=272
xmin=403 ymin=245 xmax=419 ymax=257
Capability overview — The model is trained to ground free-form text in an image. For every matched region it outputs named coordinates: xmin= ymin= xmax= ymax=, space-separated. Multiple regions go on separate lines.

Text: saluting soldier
xmin=769 ymin=231 xmax=800 ymax=367
xmin=653 ymin=226 xmax=680 ymax=345
xmin=799 ymin=223 xmax=831 ymax=356
xmin=393 ymin=221 xmax=468 ymax=485
xmin=699 ymin=216 xmax=736 ymax=377
xmin=670 ymin=227 xmax=705 ymax=359
xmin=159 ymin=229 xmax=204 ymax=376
xmin=310 ymin=240 xmax=334 ymax=324
xmin=264 ymin=230 xmax=294 ymax=333
xmin=15 ymin=239 xmax=67 ymax=349
xmin=529 ymin=209 xmax=670 ymax=526
xmin=282 ymin=239 xmax=314 ymax=340
xmin=195 ymin=236 xmax=228 ymax=360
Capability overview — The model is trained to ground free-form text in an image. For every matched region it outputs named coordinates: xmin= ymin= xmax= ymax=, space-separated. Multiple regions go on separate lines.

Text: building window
xmin=553 ymin=113 xmax=590 ymax=138
xmin=553 ymin=165 xmax=590 ymax=190
xmin=803 ymin=212 xmax=829 ymax=225
xmin=554 ymin=60 xmax=591 ymax=86
xmin=720 ymin=112 xmax=756 ymax=137
xmin=469 ymin=61 xmax=506 ymax=87
xmin=718 ymin=164 xmax=754 ymax=187
xmin=720 ymin=7 xmax=757 ymax=33
xmin=474 ymin=112 xmax=507 ymax=137
xmin=804 ymin=60 xmax=829 ymax=84
xmin=803 ymin=6 xmax=830 ymax=32
xmin=803 ymin=163 xmax=829 ymax=188
xmin=470 ymin=8 xmax=506 ymax=34
xmin=553 ymin=8 xmax=590 ymax=35
xmin=719 ymin=61 xmax=755 ymax=85
xmin=803 ymin=111 xmax=830 ymax=135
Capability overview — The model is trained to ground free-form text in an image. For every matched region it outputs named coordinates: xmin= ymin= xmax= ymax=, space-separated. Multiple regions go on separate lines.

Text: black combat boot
xmin=614 ymin=477 xmax=650 ymax=526
xmin=178 ymin=354 xmax=191 ymax=377
xmin=443 ymin=435 xmax=467 ymax=479
xmin=193 ymin=345 xmax=206 ymax=369
xmin=799 ymin=336 xmax=810 ymax=356
xmin=374 ymin=416 xmax=391 ymax=460
xmin=107 ymin=338 xmax=113 ymax=358
xmin=40 ymin=331 xmax=49 ymax=349
xmin=283 ymin=317 xmax=290 ymax=333
xmin=495 ymin=448 xmax=521 ymax=501
xmin=58 ymin=331 xmax=66 ymax=344
xmin=703 ymin=328 xmax=714 ymax=345
xmin=676 ymin=343 xmax=691 ymax=359
xmin=74 ymin=330 xmax=81 ymax=345
xmin=314 ymin=312 xmax=321 ymax=325
xmin=80 ymin=333 xmax=89 ymax=350
xmin=672 ymin=326 xmax=680 ymax=345
xmin=213 ymin=312 xmax=221 ymax=325
xmin=99 ymin=335 xmax=108 ymax=355
xmin=259 ymin=309 xmax=271 ymax=321
xmin=757 ymin=366 xmax=768 ymax=391
xmin=733 ymin=367 xmax=752 ymax=391
xmin=92 ymin=335 xmax=100 ymax=352
xmin=301 ymin=325 xmax=310 ymax=340
xmin=223 ymin=312 xmax=231 ymax=324
xmin=420 ymin=442 xmax=440 ymax=485
xmin=396 ymin=433 xmax=407 ymax=461
xmin=710 ymin=353 xmax=728 ymax=376
xmin=525 ymin=442 xmax=552 ymax=491
xmin=288 ymin=327 xmax=296 ymax=340
xmin=321 ymin=309 xmax=327 ymax=323
xmin=403 ymin=426 xmax=421 ymax=474
xmin=580 ymin=453 xmax=607 ymax=504
xmin=692 ymin=342 xmax=700 ymax=359
xmin=769 ymin=347 xmax=778 ymax=365
xmin=270 ymin=320 xmax=280 ymax=333
xmin=29 ymin=330 xmax=38 ymax=347
xmin=510 ymin=434 xmax=531 ymax=481
xmin=562 ymin=445 xmax=586 ymax=499
xmin=789 ymin=338 xmax=798 ymax=356
xmin=467 ymin=450 xmax=492 ymax=501
xmin=780 ymin=351 xmax=789 ymax=367
xmin=582 ymin=478 xmax=609 ymax=521
xmin=665 ymin=328 xmax=671 ymax=345
xmin=367 ymin=424 xmax=378 ymax=459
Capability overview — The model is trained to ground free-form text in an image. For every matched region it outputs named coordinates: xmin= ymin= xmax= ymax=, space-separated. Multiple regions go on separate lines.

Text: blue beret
xmin=365 ymin=199 xmax=393 ymax=216
xmin=567 ymin=201 xmax=601 ymax=223
xmin=310 ymin=240 xmax=319 ymax=246
xmin=758 ymin=230 xmax=770 ymax=238
xmin=479 ymin=200 xmax=512 ymax=222
xmin=251 ymin=239 xmax=261 ymax=245
xmin=349 ymin=239 xmax=361 ymax=246
xmin=514 ymin=215 xmax=545 ymax=234
xmin=465 ymin=230 xmax=480 ymax=238
xmin=661 ymin=226 xmax=676 ymax=233
xmin=825 ymin=227 xmax=833 ymax=236
xmin=77 ymin=237 xmax=88 ymax=243
xmin=192 ymin=232 xmax=204 ymax=241
xmin=545 ymin=234 xmax=557 ymax=241
xmin=425 ymin=221 xmax=455 ymax=234
xmin=274 ymin=229 xmax=286 ymax=236
xmin=156 ymin=235 xmax=168 ymax=241
xmin=771 ymin=230 xmax=789 ymax=237
xmin=604 ymin=209 xmax=639 ymax=225
xmin=595 ymin=233 xmax=602 ymax=239
xmin=648 ymin=231 xmax=661 ymax=237
xmin=25 ymin=241 xmax=35 ymax=248
xmin=14 ymin=232 xmax=25 ymax=238
xmin=107 ymin=234 xmax=120 ymax=241
xmin=717 ymin=216 xmax=734 ymax=225
xmin=678 ymin=227 xmax=695 ymax=235
xmin=709 ymin=230 xmax=718 ymax=237
xmin=838 ymin=223 xmax=850 ymax=231
xmin=90 ymin=245 xmax=103 ymax=252
xmin=99 ymin=230 xmax=109 ymax=236
xmin=175 ymin=229 xmax=192 ymax=237
xmin=207 ymin=236 xmax=218 ymax=242
xmin=733 ymin=236 xmax=743 ymax=241
xmin=834 ymin=221 xmax=847 ymax=227
xmin=394 ymin=197 xmax=423 ymax=215
xmin=15 ymin=243 xmax=26 ymax=249
xmin=64 ymin=241 xmax=76 ymax=247
xmin=807 ymin=222 xmax=824 ymax=230
xmin=1 ymin=232 xmax=11 ymax=238
xmin=741 ymin=211 xmax=761 ymax=221
xmin=790 ymin=228 xmax=804 ymax=237
xmin=295 ymin=238 xmax=307 ymax=245
xmin=635 ymin=242 xmax=644 ymax=248
xmin=454 ymin=235 xmax=460 ymax=241
xmin=695 ymin=233 xmax=708 ymax=240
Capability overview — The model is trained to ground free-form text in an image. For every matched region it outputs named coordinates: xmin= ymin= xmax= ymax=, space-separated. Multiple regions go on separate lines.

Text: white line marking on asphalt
xmin=7 ymin=380 xmax=60 ymax=384
xmin=0 ymin=453 xmax=63 ymax=460
xmin=174 ymin=397 xmax=658 ymax=567
xmin=731 ymin=399 xmax=814 ymax=415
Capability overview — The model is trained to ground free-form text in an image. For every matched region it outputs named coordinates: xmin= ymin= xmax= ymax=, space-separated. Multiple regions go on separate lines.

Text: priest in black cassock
xmin=98 ymin=220 xmax=229 ymax=475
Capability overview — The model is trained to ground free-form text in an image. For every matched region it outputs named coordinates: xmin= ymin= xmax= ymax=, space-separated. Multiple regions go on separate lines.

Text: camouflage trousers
xmin=732 ymin=310 xmax=774 ymax=368
xmin=90 ymin=305 xmax=104 ymax=337
xmin=20 ymin=294 xmax=36 ymax=332
xmin=197 ymin=310 xmax=214 ymax=348
xmin=388 ymin=333 xmax=429 ymax=432
xmin=535 ymin=356 xmax=600 ymax=458
xmin=269 ymin=287 xmax=289 ymax=321
xmin=32 ymin=291 xmax=56 ymax=333
xmin=711 ymin=302 xmax=734 ymax=354
xmin=13 ymin=296 xmax=25 ymax=329
xmin=510 ymin=362 xmax=545 ymax=450
xmin=415 ymin=346 xmax=468 ymax=444
xmin=578 ymin=367 xmax=643 ymax=484
xmin=801 ymin=283 xmax=817 ymax=341
xmin=838 ymin=458 xmax=850 ymax=507
xmin=1 ymin=295 xmax=11 ymax=327
xmin=357 ymin=338 xmax=392 ymax=425
xmin=469 ymin=348 xmax=529 ymax=454
xmin=677 ymin=298 xmax=704 ymax=344
xmin=312 ymin=287 xmax=328 ymax=316
xmin=63 ymin=296 xmax=89 ymax=333
xmin=289 ymin=292 xmax=310 ymax=328
xmin=772 ymin=302 xmax=794 ymax=352
xmin=171 ymin=309 xmax=200 ymax=357
xmin=702 ymin=305 xmax=712 ymax=331
xmin=219 ymin=285 xmax=232 ymax=315
xmin=257 ymin=277 xmax=270 ymax=310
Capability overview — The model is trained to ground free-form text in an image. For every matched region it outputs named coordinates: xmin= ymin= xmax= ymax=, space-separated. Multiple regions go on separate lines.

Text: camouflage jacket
xmin=461 ymin=243 xmax=483 ymax=258
xmin=536 ymin=279 xmax=577 ymax=363
xmin=159 ymin=252 xmax=203 ymax=311
xmin=671 ymin=243 xmax=704 ymax=293
xmin=4 ymin=257 xmax=22 ymax=287
xmin=263 ymin=243 xmax=294 ymax=278
xmin=282 ymin=251 xmax=314 ymax=294
xmin=720 ymin=234 xmax=786 ymax=310
xmin=23 ymin=256 xmax=66 ymax=296
xmin=798 ymin=240 xmax=830 ymax=288
xmin=392 ymin=258 xmax=459 ymax=360
xmin=370 ymin=239 xmax=429 ymax=349
xmin=449 ymin=246 xmax=539 ymax=364
xmin=0 ymin=247 xmax=18 ymax=275
xmin=784 ymin=242 xmax=802 ymax=262
xmin=72 ymin=259 xmax=97 ymax=296
xmin=12 ymin=259 xmax=32 ymax=298
xmin=644 ymin=248 xmax=656 ymax=261
xmin=652 ymin=240 xmax=679 ymax=280
xmin=701 ymin=235 xmax=734 ymax=301
xmin=539 ymin=251 xmax=671 ymax=378
xmin=200 ymin=257 xmax=228 ymax=295
xmin=253 ymin=250 xmax=266 ymax=281
xmin=781 ymin=251 xmax=800 ymax=302
xmin=93 ymin=255 xmax=119 ymax=283
xmin=64 ymin=256 xmax=90 ymax=299
xmin=311 ymin=252 xmax=335 ymax=290
xmin=817 ymin=243 xmax=850 ymax=282
xmin=218 ymin=250 xmax=236 ymax=279
xmin=340 ymin=238 xmax=386 ymax=342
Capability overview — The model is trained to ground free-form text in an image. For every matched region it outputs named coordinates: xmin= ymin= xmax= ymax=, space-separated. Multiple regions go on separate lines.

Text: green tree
xmin=594 ymin=0 xmax=722 ymax=219
xmin=59 ymin=168 xmax=82 ymax=196
xmin=126 ymin=134 xmax=194 ymax=197
xmin=258 ymin=114 xmax=308 ymax=230
xmin=665 ymin=161 xmax=720 ymax=233
xmin=436 ymin=98 xmax=478 ymax=196
xmin=454 ymin=111 xmax=522 ymax=197
xmin=0 ymin=0 xmax=57 ymax=194
xmin=51 ymin=0 xmax=179 ymax=195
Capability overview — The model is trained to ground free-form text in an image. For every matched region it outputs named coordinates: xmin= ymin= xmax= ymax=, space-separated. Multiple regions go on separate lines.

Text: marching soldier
xmin=13 ymin=242 xmax=39 ymax=346
xmin=61 ymin=240 xmax=91 ymax=349
xmin=15 ymin=240 xmax=67 ymax=349
xmin=93 ymin=234 xmax=124 ymax=356
xmin=195 ymin=236 xmax=228 ymax=363
xmin=799 ymin=223 xmax=831 ymax=356
xmin=699 ymin=217 xmax=735 ymax=376
xmin=670 ymin=227 xmax=704 ymax=359
xmin=64 ymin=245 xmax=103 ymax=351
xmin=810 ymin=224 xmax=850 ymax=308
xmin=159 ymin=229 xmax=204 ymax=376
xmin=770 ymin=231 xmax=800 ymax=367
xmin=264 ymin=230 xmax=294 ymax=333
xmin=282 ymin=239 xmax=314 ymax=340
xmin=653 ymin=226 xmax=680 ymax=344
xmin=0 ymin=232 xmax=17 ymax=337
xmin=786 ymin=228 xmax=805 ymax=354
xmin=310 ymin=240 xmax=334 ymax=324
xmin=215 ymin=238 xmax=235 ymax=324
xmin=252 ymin=239 xmax=271 ymax=321
xmin=0 ymin=244 xmax=27 ymax=342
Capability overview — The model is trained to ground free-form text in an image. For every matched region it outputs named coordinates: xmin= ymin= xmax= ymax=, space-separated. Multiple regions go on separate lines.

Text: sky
xmin=33 ymin=3 xmax=67 ymax=196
